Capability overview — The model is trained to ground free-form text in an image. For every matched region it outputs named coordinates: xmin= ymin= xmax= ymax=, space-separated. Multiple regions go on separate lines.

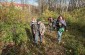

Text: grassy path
xmin=1 ymin=24 xmax=85 ymax=55
xmin=25 ymin=28 xmax=66 ymax=55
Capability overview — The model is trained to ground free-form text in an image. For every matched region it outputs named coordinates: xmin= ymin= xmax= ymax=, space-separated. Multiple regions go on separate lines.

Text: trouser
xmin=32 ymin=33 xmax=35 ymax=42
xmin=57 ymin=31 xmax=63 ymax=43
xmin=53 ymin=25 xmax=56 ymax=30
xmin=39 ymin=34 xmax=43 ymax=43
xmin=31 ymin=28 xmax=35 ymax=42
xmin=35 ymin=32 xmax=39 ymax=44
xmin=31 ymin=29 xmax=35 ymax=42
xmin=49 ymin=23 xmax=52 ymax=32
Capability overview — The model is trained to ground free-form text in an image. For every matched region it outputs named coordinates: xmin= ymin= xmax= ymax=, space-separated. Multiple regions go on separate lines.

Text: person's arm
xmin=30 ymin=21 xmax=33 ymax=27
xmin=33 ymin=24 xmax=37 ymax=34
xmin=41 ymin=24 xmax=45 ymax=35
xmin=64 ymin=20 xmax=67 ymax=31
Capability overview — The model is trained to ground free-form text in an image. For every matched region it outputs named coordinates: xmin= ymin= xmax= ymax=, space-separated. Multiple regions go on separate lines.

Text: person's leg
xmin=57 ymin=31 xmax=63 ymax=43
xmin=31 ymin=28 xmax=35 ymax=41
xmin=35 ymin=32 xmax=39 ymax=44
xmin=40 ymin=35 xmax=43 ymax=43
xmin=50 ymin=23 xmax=52 ymax=32
xmin=53 ymin=25 xmax=55 ymax=30
xmin=33 ymin=33 xmax=35 ymax=42
xmin=52 ymin=22 xmax=54 ymax=30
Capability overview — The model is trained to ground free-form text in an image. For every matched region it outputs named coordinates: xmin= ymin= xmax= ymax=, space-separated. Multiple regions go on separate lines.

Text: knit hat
xmin=37 ymin=18 xmax=42 ymax=22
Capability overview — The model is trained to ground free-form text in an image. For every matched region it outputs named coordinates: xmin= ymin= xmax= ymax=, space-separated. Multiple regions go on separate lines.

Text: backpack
xmin=31 ymin=22 xmax=38 ymax=33
xmin=59 ymin=27 xmax=65 ymax=32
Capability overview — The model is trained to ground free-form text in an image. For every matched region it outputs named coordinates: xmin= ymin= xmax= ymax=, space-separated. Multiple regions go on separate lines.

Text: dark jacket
xmin=56 ymin=19 xmax=67 ymax=31
xmin=31 ymin=22 xmax=39 ymax=34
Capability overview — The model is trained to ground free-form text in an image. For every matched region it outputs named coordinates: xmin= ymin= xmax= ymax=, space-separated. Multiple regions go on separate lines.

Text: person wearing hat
xmin=37 ymin=19 xmax=46 ymax=44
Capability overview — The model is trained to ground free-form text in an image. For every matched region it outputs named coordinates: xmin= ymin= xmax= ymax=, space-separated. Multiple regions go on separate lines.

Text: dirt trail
xmin=44 ymin=31 xmax=66 ymax=55
xmin=0 ymin=29 xmax=66 ymax=55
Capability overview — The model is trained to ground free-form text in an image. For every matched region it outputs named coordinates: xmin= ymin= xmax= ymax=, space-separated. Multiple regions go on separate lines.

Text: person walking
xmin=30 ymin=17 xmax=37 ymax=42
xmin=38 ymin=21 xmax=45 ymax=44
xmin=56 ymin=16 xmax=67 ymax=44
xmin=48 ymin=17 xmax=53 ymax=32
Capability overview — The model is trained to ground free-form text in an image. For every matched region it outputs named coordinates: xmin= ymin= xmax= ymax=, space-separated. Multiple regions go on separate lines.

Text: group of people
xmin=30 ymin=18 xmax=45 ymax=44
xmin=30 ymin=15 xmax=67 ymax=45
xmin=48 ymin=16 xmax=67 ymax=43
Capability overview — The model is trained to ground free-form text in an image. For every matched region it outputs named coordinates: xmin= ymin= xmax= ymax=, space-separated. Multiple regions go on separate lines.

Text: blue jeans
xmin=35 ymin=32 xmax=39 ymax=44
xmin=57 ymin=31 xmax=63 ymax=43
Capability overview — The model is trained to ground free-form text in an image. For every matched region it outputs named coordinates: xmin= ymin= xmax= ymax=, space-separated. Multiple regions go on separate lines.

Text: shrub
xmin=42 ymin=9 xmax=59 ymax=20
